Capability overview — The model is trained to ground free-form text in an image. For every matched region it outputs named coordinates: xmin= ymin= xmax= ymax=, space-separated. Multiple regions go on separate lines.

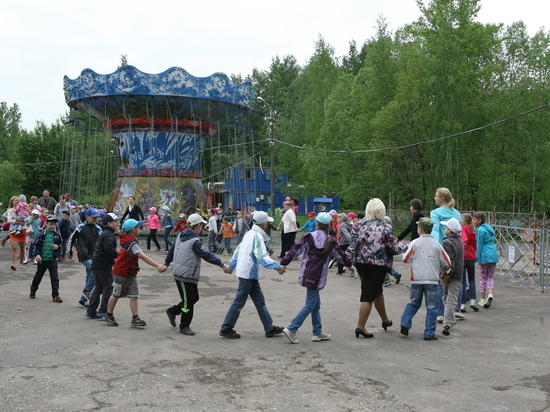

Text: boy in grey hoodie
xmin=400 ymin=217 xmax=451 ymax=340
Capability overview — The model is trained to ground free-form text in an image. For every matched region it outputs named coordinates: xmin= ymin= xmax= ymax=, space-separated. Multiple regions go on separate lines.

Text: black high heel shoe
xmin=382 ymin=320 xmax=393 ymax=331
xmin=355 ymin=328 xmax=374 ymax=338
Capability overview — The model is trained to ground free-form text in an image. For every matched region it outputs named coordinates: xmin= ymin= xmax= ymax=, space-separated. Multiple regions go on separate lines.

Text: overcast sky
xmin=1 ymin=0 xmax=547 ymax=130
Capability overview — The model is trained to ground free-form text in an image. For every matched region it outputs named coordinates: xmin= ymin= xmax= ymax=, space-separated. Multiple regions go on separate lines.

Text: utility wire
xmin=273 ymin=104 xmax=550 ymax=154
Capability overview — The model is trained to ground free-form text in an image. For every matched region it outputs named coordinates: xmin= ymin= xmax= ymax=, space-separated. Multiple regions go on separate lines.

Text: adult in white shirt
xmin=277 ymin=201 xmax=298 ymax=258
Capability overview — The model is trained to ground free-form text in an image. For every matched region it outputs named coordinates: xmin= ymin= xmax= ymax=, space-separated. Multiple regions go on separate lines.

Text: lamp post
xmin=257 ymin=97 xmax=276 ymax=215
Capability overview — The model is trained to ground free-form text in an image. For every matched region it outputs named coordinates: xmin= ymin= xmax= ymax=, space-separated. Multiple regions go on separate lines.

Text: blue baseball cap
xmin=122 ymin=219 xmax=141 ymax=232
xmin=85 ymin=207 xmax=101 ymax=218
xmin=315 ymin=212 xmax=332 ymax=225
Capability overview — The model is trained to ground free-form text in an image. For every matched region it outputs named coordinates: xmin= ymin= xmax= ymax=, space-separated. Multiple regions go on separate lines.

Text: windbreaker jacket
xmin=461 ymin=224 xmax=476 ymax=261
xmin=92 ymin=226 xmax=119 ymax=270
xmin=31 ymin=229 xmax=63 ymax=260
xmin=402 ymin=234 xmax=451 ymax=284
xmin=281 ymin=230 xmax=352 ymax=290
xmin=476 ymin=223 xmax=498 ymax=264
xmin=69 ymin=222 xmax=103 ymax=262
xmin=228 ymin=224 xmax=280 ymax=279
xmin=164 ymin=229 xmax=223 ymax=284
xmin=442 ymin=234 xmax=464 ymax=279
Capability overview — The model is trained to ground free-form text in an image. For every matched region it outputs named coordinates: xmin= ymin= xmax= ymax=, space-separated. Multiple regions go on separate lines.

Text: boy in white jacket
xmin=400 ymin=217 xmax=450 ymax=340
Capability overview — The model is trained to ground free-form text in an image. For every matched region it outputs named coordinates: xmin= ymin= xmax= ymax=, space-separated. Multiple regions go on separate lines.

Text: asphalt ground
xmin=0 ymin=239 xmax=549 ymax=412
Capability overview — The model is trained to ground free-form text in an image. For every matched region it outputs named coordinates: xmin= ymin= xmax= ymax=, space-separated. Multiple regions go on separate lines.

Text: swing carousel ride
xmin=63 ymin=65 xmax=255 ymax=213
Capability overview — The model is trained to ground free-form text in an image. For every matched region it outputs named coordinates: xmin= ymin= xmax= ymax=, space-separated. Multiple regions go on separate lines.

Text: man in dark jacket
xmin=85 ymin=213 xmax=120 ymax=319
xmin=69 ymin=207 xmax=103 ymax=308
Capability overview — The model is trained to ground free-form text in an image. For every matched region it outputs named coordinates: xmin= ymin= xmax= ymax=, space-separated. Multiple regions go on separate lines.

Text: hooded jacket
xmin=164 ymin=229 xmax=223 ymax=284
xmin=476 ymin=223 xmax=498 ymax=264
xmin=281 ymin=230 xmax=352 ymax=290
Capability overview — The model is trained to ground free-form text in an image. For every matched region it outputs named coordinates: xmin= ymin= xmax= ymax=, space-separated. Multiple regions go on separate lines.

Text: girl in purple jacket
xmin=280 ymin=212 xmax=352 ymax=344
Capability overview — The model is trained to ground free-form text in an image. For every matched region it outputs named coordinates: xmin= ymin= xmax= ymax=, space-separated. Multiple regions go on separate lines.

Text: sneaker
xmin=400 ymin=326 xmax=409 ymax=336
xmin=78 ymin=301 xmax=89 ymax=309
xmin=394 ymin=273 xmax=402 ymax=284
xmin=328 ymin=259 xmax=335 ymax=269
xmin=469 ymin=299 xmax=480 ymax=312
xmin=442 ymin=326 xmax=450 ymax=336
xmin=52 ymin=296 xmax=63 ymax=303
xmin=179 ymin=327 xmax=195 ymax=335
xmin=265 ymin=326 xmax=284 ymax=337
xmin=383 ymin=281 xmax=392 ymax=287
xmin=424 ymin=335 xmax=438 ymax=341
xmin=29 ymin=289 xmax=36 ymax=299
xmin=131 ymin=317 xmax=147 ymax=327
xmin=283 ymin=328 xmax=299 ymax=344
xmin=219 ymin=328 xmax=241 ymax=339
xmin=96 ymin=313 xmax=106 ymax=319
xmin=437 ymin=315 xmax=443 ymax=323
xmin=477 ymin=299 xmax=486 ymax=307
xmin=460 ymin=304 xmax=466 ymax=313
xmin=218 ymin=247 xmax=224 ymax=255
xmin=312 ymin=331 xmax=331 ymax=342
xmin=104 ymin=315 xmax=119 ymax=327
xmin=484 ymin=294 xmax=493 ymax=308
xmin=85 ymin=312 xmax=103 ymax=319
xmin=82 ymin=291 xmax=91 ymax=300
xmin=166 ymin=308 xmax=177 ymax=327
xmin=455 ymin=312 xmax=466 ymax=320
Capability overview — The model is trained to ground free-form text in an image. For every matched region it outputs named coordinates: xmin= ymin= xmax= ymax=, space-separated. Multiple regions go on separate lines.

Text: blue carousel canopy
xmin=63 ymin=66 xmax=255 ymax=122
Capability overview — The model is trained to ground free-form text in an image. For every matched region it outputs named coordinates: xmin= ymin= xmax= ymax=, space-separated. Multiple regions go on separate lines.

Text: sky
xmin=1 ymin=0 xmax=547 ymax=130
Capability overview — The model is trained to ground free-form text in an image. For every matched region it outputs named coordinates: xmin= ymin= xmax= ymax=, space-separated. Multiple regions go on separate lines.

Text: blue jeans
xmin=221 ymin=278 xmax=274 ymax=333
xmin=287 ymin=288 xmax=322 ymax=335
xmin=436 ymin=281 xmax=444 ymax=316
xmin=81 ymin=259 xmax=95 ymax=301
xmin=163 ymin=227 xmax=173 ymax=251
xmin=400 ymin=284 xmax=438 ymax=338
xmin=224 ymin=237 xmax=232 ymax=254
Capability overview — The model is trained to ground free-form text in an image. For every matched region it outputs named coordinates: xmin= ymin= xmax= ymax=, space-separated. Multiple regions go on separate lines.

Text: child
xmin=25 ymin=209 xmax=42 ymax=263
xmin=11 ymin=195 xmax=30 ymax=236
xmin=164 ymin=214 xmax=228 ymax=335
xmin=103 ymin=219 xmax=166 ymax=327
xmin=440 ymin=218 xmax=464 ymax=336
xmin=400 ymin=217 xmax=450 ymax=340
xmin=336 ymin=213 xmax=352 ymax=276
xmin=57 ymin=211 xmax=71 ymax=260
xmin=161 ymin=206 xmax=174 ymax=251
xmin=299 ymin=212 xmax=316 ymax=233
xmin=207 ymin=209 xmax=224 ymax=254
xmin=86 ymin=213 xmax=121 ymax=319
xmin=219 ymin=216 xmax=234 ymax=255
xmin=461 ymin=213 xmax=479 ymax=311
xmin=173 ymin=213 xmax=188 ymax=233
xmin=144 ymin=207 xmax=161 ymax=251
xmin=219 ymin=211 xmax=286 ymax=339
xmin=280 ymin=212 xmax=353 ymax=344
xmin=473 ymin=212 xmax=499 ymax=308
xmin=29 ymin=215 xmax=63 ymax=302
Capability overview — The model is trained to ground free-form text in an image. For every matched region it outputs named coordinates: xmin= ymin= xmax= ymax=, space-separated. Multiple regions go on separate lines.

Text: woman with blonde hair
xmin=431 ymin=188 xmax=461 ymax=244
xmin=346 ymin=198 xmax=407 ymax=338
xmin=6 ymin=196 xmax=28 ymax=270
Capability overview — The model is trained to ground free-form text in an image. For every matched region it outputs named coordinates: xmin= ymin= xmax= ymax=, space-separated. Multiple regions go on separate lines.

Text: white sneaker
xmin=460 ymin=304 xmax=466 ymax=313
xmin=469 ymin=299 xmax=480 ymax=312
xmin=455 ymin=312 xmax=466 ymax=320
xmin=312 ymin=331 xmax=331 ymax=342
xmin=283 ymin=328 xmax=299 ymax=344
xmin=437 ymin=316 xmax=444 ymax=323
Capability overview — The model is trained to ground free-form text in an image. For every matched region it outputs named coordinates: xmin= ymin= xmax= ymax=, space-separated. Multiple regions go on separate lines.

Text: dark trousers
xmin=280 ymin=231 xmax=297 ymax=258
xmin=167 ymin=281 xmax=199 ymax=329
xmin=336 ymin=244 xmax=349 ymax=274
xmin=147 ymin=229 xmax=161 ymax=250
xmin=31 ymin=259 xmax=59 ymax=297
xmin=87 ymin=268 xmax=113 ymax=315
